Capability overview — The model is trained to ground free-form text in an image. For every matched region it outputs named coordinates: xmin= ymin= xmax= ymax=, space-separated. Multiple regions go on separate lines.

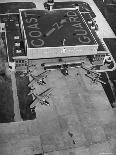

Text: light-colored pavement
xmin=11 ymin=71 xmax=22 ymax=122
xmin=0 ymin=65 xmax=115 ymax=155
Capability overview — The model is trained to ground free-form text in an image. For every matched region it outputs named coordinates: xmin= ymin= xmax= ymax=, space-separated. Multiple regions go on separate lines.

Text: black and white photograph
xmin=0 ymin=0 xmax=116 ymax=154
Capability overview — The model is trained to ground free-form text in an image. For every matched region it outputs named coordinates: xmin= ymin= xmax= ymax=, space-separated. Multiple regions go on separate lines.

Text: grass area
xmin=0 ymin=34 xmax=14 ymax=123
xmin=16 ymin=73 xmax=36 ymax=121
xmin=0 ymin=75 xmax=14 ymax=123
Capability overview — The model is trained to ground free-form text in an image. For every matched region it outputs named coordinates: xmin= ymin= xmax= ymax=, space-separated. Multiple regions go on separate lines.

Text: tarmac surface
xmin=0 ymin=59 xmax=116 ymax=155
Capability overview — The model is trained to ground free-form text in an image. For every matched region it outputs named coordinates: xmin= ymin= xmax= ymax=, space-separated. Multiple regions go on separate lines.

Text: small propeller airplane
xmin=85 ymin=73 xmax=106 ymax=84
xmin=28 ymin=70 xmax=50 ymax=87
xmin=81 ymin=64 xmax=101 ymax=77
xmin=81 ymin=64 xmax=106 ymax=84
xmin=28 ymin=88 xmax=53 ymax=108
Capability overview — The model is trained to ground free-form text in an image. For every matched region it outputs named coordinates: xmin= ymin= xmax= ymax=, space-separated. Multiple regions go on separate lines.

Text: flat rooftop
xmin=20 ymin=9 xmax=98 ymax=59
xmin=21 ymin=9 xmax=97 ymax=48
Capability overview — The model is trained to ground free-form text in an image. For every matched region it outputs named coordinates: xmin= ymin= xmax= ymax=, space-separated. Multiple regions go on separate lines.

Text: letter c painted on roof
xmin=31 ymin=39 xmax=44 ymax=47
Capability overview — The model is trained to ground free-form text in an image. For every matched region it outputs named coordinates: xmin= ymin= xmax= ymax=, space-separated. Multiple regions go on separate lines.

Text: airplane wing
xmin=28 ymin=74 xmax=43 ymax=87
xmin=29 ymin=70 xmax=50 ymax=82
xmin=45 ymin=65 xmax=59 ymax=70
xmin=28 ymin=78 xmax=36 ymax=87
xmin=81 ymin=65 xmax=101 ymax=76
xmin=42 ymin=62 xmax=63 ymax=70
xmin=31 ymin=74 xmax=42 ymax=81
xmin=39 ymin=70 xmax=50 ymax=77
xmin=38 ymin=88 xmax=52 ymax=98
xmin=66 ymin=61 xmax=84 ymax=67
xmin=30 ymin=98 xmax=39 ymax=108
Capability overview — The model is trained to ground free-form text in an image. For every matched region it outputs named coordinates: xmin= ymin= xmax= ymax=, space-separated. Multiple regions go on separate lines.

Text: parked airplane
xmin=29 ymin=88 xmax=52 ymax=108
xmin=81 ymin=64 xmax=106 ymax=84
xmin=81 ymin=64 xmax=101 ymax=78
xmin=65 ymin=60 xmax=84 ymax=68
xmin=85 ymin=73 xmax=106 ymax=84
xmin=28 ymin=70 xmax=50 ymax=87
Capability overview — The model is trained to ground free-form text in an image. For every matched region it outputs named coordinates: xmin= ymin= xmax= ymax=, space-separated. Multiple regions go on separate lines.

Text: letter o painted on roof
xmin=29 ymin=31 xmax=42 ymax=37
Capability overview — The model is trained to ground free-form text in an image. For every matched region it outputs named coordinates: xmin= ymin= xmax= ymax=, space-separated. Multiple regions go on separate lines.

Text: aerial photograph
xmin=0 ymin=0 xmax=116 ymax=154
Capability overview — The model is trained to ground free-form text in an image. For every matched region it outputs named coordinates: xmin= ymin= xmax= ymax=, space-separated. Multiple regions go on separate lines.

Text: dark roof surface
xmin=0 ymin=14 xmax=26 ymax=62
xmin=0 ymin=2 xmax=36 ymax=14
xmin=103 ymin=38 xmax=116 ymax=63
xmin=21 ymin=9 xmax=97 ymax=48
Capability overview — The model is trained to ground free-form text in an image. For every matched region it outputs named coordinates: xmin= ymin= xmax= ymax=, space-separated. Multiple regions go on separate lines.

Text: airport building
xmin=0 ymin=5 xmax=110 ymax=72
